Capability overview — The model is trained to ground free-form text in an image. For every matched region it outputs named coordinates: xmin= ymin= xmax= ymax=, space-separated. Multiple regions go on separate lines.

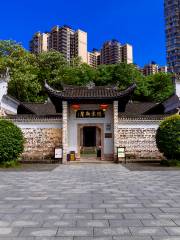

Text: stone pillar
xmin=62 ymin=101 xmax=68 ymax=163
xmin=113 ymin=101 xmax=119 ymax=160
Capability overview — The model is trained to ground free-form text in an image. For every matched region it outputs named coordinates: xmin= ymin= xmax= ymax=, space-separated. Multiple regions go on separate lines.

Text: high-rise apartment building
xmin=30 ymin=25 xmax=88 ymax=63
xmin=143 ymin=62 xmax=159 ymax=76
xmin=164 ymin=0 xmax=180 ymax=73
xmin=100 ymin=40 xmax=122 ymax=65
xmin=30 ymin=27 xmax=133 ymax=66
xmin=121 ymin=44 xmax=133 ymax=64
xmin=140 ymin=62 xmax=168 ymax=76
xmin=88 ymin=49 xmax=101 ymax=68
xmin=30 ymin=32 xmax=49 ymax=54
xmin=158 ymin=66 xmax=168 ymax=73
xmin=74 ymin=30 xmax=88 ymax=63
xmin=100 ymin=40 xmax=133 ymax=65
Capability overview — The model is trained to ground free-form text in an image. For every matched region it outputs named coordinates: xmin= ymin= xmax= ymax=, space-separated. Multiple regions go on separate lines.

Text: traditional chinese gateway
xmin=0 ymin=71 xmax=180 ymax=163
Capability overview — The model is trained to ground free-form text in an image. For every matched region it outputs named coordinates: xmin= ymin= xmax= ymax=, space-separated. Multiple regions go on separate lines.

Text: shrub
xmin=0 ymin=119 xmax=24 ymax=163
xmin=156 ymin=114 xmax=180 ymax=160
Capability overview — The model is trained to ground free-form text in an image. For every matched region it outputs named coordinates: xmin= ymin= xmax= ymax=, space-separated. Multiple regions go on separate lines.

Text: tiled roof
xmin=45 ymin=82 xmax=137 ymax=100
xmin=18 ymin=102 xmax=57 ymax=115
xmin=144 ymin=95 xmax=180 ymax=114
xmin=119 ymin=113 xmax=168 ymax=120
xmin=124 ymin=102 xmax=156 ymax=114
xmin=6 ymin=114 xmax=62 ymax=122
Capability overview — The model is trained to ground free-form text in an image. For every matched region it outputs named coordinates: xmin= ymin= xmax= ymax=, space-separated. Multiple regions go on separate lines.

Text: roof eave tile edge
xmin=118 ymin=117 xmax=164 ymax=122
xmin=4 ymin=117 xmax=62 ymax=123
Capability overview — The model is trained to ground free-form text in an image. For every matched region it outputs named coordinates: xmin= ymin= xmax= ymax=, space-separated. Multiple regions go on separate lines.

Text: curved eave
xmin=44 ymin=82 xmax=136 ymax=101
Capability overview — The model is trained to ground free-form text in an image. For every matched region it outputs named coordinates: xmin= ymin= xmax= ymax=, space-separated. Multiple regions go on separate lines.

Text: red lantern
xmin=100 ymin=104 xmax=109 ymax=112
xmin=71 ymin=104 xmax=80 ymax=112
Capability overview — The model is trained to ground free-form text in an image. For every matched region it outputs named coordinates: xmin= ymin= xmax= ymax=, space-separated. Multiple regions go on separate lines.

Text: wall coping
xmin=4 ymin=116 xmax=62 ymax=123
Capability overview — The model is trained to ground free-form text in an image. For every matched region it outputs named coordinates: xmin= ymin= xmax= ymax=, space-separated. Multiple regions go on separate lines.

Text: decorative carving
xmin=86 ymin=81 xmax=95 ymax=89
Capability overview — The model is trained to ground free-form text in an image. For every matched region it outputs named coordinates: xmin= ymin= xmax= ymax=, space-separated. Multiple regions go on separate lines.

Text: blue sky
xmin=0 ymin=0 xmax=166 ymax=67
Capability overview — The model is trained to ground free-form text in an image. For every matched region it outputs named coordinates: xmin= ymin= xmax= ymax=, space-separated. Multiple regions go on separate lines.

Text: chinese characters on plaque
xmin=76 ymin=110 xmax=105 ymax=118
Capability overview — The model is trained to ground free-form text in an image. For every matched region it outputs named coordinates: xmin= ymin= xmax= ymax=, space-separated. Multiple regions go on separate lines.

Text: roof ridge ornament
xmin=86 ymin=81 xmax=95 ymax=89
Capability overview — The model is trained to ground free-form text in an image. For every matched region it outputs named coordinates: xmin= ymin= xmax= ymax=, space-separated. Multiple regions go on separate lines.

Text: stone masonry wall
xmin=118 ymin=126 xmax=163 ymax=160
xmin=21 ymin=128 xmax=62 ymax=161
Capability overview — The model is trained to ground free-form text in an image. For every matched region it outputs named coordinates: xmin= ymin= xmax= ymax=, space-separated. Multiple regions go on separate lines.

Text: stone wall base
xmin=21 ymin=128 xmax=62 ymax=161
xmin=117 ymin=127 xmax=163 ymax=160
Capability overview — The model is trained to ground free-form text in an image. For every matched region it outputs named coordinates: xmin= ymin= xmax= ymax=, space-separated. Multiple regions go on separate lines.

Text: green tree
xmin=156 ymin=115 xmax=180 ymax=160
xmin=0 ymin=40 xmax=175 ymax=104
xmin=37 ymin=50 xmax=68 ymax=85
xmin=145 ymin=73 xmax=174 ymax=102
xmin=0 ymin=40 xmax=42 ymax=102
xmin=0 ymin=119 xmax=24 ymax=163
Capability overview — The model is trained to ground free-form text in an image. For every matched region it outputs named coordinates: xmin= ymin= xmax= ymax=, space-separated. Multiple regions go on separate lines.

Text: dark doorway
xmin=83 ymin=127 xmax=96 ymax=147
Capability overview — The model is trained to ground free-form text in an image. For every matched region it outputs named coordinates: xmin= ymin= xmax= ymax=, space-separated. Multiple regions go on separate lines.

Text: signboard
xmin=55 ymin=148 xmax=62 ymax=159
xmin=105 ymin=133 xmax=112 ymax=138
xmin=117 ymin=147 xmax=125 ymax=158
xmin=106 ymin=124 xmax=111 ymax=131
xmin=76 ymin=110 xmax=105 ymax=118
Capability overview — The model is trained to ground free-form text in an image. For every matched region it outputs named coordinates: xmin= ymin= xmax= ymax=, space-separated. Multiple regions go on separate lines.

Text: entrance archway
xmin=77 ymin=124 xmax=104 ymax=160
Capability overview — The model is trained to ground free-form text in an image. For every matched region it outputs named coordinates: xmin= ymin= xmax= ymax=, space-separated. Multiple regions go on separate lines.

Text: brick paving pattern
xmin=0 ymin=164 xmax=180 ymax=239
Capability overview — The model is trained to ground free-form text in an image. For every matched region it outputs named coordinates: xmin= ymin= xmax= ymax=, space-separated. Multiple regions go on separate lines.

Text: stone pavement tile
xmin=19 ymin=227 xmax=58 ymax=237
xmin=109 ymin=220 xmax=143 ymax=227
xmin=32 ymin=213 xmax=64 ymax=221
xmin=0 ymin=220 xmax=11 ymax=227
xmin=94 ymin=214 xmax=124 ymax=220
xmin=35 ymin=238 xmax=73 ymax=240
xmin=0 ymin=208 xmax=23 ymax=214
xmin=93 ymin=204 xmax=118 ymax=208
xmin=143 ymin=203 xmax=170 ymax=208
xmin=133 ymin=208 xmax=163 ymax=213
xmin=172 ymin=219 xmax=180 ymax=226
xmin=141 ymin=219 xmax=177 ymax=227
xmin=77 ymin=220 xmax=109 ymax=227
xmin=118 ymin=203 xmax=144 ymax=208
xmin=123 ymin=213 xmax=154 ymax=219
xmin=74 ymin=238 xmax=112 ymax=240
xmin=94 ymin=227 xmax=131 ymax=236
xmin=11 ymin=220 xmax=42 ymax=227
xmin=106 ymin=209 xmax=133 ymax=214
xmin=79 ymin=208 xmax=106 ymax=214
xmin=113 ymin=237 xmax=152 ymax=240
xmin=161 ymin=208 xmax=180 ymax=213
xmin=62 ymin=213 xmax=93 ymax=220
xmin=41 ymin=204 xmax=66 ymax=209
xmin=57 ymin=227 xmax=93 ymax=237
xmin=0 ymin=238 xmax=34 ymax=240
xmin=43 ymin=219 xmax=76 ymax=227
xmin=152 ymin=237 xmax=180 ymax=240
xmin=129 ymin=226 xmax=168 ymax=236
xmin=73 ymin=237 xmax=112 ymax=240
xmin=165 ymin=227 xmax=180 ymax=235
xmin=152 ymin=213 xmax=180 ymax=219
xmin=66 ymin=204 xmax=92 ymax=209
xmin=51 ymin=208 xmax=78 ymax=213
xmin=0 ymin=227 xmax=22 ymax=237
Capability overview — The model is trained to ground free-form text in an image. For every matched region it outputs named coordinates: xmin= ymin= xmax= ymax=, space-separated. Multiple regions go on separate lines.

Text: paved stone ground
xmin=0 ymin=164 xmax=180 ymax=239
xmin=123 ymin=163 xmax=180 ymax=171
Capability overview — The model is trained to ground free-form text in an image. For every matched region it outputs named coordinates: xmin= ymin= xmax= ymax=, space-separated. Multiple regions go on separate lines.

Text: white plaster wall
xmin=118 ymin=121 xmax=159 ymax=129
xmin=1 ymin=97 xmax=18 ymax=114
xmin=67 ymin=104 xmax=113 ymax=154
xmin=0 ymin=80 xmax=8 ymax=104
xmin=15 ymin=121 xmax=62 ymax=129
xmin=176 ymin=80 xmax=180 ymax=99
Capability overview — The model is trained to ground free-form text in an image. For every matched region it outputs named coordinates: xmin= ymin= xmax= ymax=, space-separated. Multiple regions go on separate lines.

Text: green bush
xmin=156 ymin=114 xmax=180 ymax=160
xmin=0 ymin=119 xmax=24 ymax=163
xmin=160 ymin=159 xmax=180 ymax=167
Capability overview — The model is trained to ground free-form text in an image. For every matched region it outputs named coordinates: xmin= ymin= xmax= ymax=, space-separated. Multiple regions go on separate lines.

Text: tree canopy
xmin=0 ymin=40 xmax=175 ymax=103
